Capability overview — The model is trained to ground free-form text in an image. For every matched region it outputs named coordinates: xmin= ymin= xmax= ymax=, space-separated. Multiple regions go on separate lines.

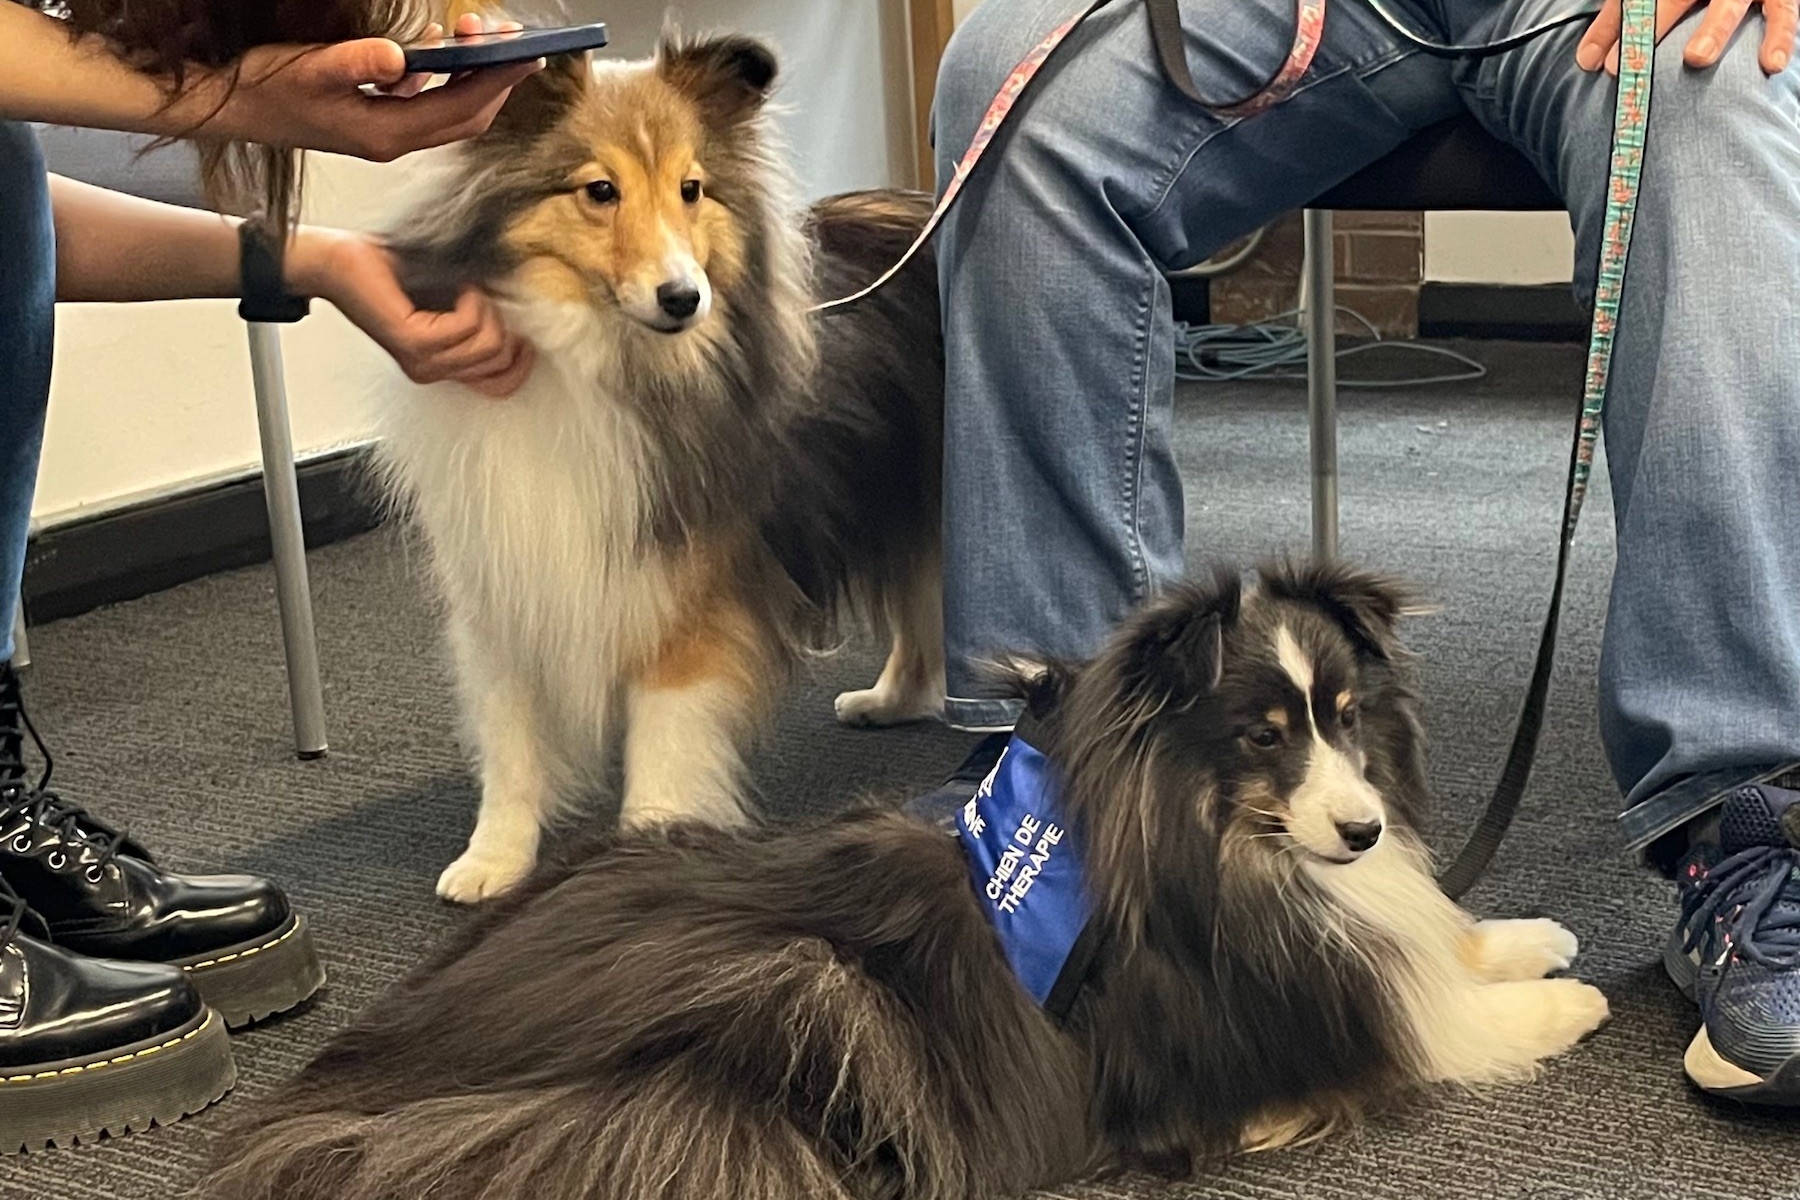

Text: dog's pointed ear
xmin=485 ymin=49 xmax=591 ymax=140
xmin=1262 ymin=562 xmax=1420 ymax=660
xmin=657 ymin=32 xmax=779 ymax=124
xmin=1118 ymin=577 xmax=1239 ymax=709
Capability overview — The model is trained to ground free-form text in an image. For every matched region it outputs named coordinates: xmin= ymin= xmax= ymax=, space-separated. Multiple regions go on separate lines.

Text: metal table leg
xmin=1303 ymin=208 xmax=1340 ymax=562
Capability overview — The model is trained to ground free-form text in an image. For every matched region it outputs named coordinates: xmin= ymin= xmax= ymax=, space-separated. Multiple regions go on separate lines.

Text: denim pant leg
xmin=932 ymin=0 xmax=1459 ymax=730
xmin=0 ymin=122 xmax=55 ymax=664
xmin=1447 ymin=1 xmax=1800 ymax=846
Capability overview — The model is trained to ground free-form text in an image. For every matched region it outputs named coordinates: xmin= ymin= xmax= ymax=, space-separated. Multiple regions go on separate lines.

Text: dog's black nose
xmin=656 ymin=283 xmax=702 ymax=319
xmin=1336 ymin=820 xmax=1382 ymax=854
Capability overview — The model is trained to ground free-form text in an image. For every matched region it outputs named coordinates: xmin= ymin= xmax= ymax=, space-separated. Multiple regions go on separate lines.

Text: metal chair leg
xmin=246 ymin=323 xmax=328 ymax=759
xmin=9 ymin=594 xmax=27 ymax=669
xmin=1303 ymin=208 xmax=1340 ymax=562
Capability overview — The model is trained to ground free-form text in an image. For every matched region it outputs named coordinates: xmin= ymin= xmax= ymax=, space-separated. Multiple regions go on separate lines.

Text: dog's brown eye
xmin=585 ymin=180 xmax=619 ymax=205
xmin=1340 ymin=704 xmax=1359 ymax=729
xmin=1246 ymin=725 xmax=1283 ymax=750
xmin=681 ymin=179 xmax=703 ymax=204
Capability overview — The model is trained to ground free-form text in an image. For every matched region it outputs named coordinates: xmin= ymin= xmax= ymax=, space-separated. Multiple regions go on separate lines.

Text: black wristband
xmin=237 ymin=222 xmax=312 ymax=325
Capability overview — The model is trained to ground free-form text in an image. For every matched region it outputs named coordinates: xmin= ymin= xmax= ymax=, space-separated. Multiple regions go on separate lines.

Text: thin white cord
xmin=1174 ymin=306 xmax=1488 ymax=388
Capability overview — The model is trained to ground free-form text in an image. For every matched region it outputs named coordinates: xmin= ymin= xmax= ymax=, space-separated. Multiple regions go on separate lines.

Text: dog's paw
xmin=436 ymin=849 xmax=534 ymax=904
xmin=834 ymin=686 xmax=943 ymax=728
xmin=1533 ymin=977 xmax=1611 ymax=1054
xmin=1467 ymin=918 xmax=1580 ymax=981
xmin=1429 ymin=977 xmax=1611 ymax=1084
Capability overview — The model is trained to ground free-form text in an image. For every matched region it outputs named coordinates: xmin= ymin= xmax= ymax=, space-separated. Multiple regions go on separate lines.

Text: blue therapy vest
xmin=950 ymin=731 xmax=1099 ymax=1017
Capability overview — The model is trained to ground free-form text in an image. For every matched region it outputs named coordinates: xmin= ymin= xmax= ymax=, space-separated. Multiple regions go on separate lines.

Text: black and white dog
xmin=205 ymin=564 xmax=1607 ymax=1200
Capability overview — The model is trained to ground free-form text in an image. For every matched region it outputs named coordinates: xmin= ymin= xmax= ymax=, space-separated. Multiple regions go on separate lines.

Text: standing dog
xmin=204 ymin=564 xmax=1609 ymax=1200
xmin=378 ymin=35 xmax=945 ymax=900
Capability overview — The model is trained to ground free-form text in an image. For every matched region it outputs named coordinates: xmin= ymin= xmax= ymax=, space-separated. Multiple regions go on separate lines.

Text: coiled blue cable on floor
xmin=1173 ymin=306 xmax=1488 ymax=387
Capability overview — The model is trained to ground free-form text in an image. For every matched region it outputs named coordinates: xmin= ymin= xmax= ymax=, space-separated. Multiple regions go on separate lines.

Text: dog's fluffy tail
xmin=201 ymin=1074 xmax=860 ymax=1200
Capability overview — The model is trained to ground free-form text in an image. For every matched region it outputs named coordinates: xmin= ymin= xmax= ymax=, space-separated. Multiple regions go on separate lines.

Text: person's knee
xmin=1570 ymin=22 xmax=1795 ymax=299
xmin=1643 ymin=18 xmax=1798 ymax=175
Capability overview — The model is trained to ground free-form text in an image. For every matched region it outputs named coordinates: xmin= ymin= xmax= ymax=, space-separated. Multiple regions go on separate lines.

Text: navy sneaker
xmin=1664 ymin=784 xmax=1800 ymax=1103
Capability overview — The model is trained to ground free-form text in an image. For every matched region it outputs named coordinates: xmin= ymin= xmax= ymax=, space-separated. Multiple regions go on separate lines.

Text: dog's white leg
xmin=835 ymin=556 xmax=945 ymax=727
xmin=1412 ymin=977 xmax=1610 ymax=1084
xmin=1463 ymin=918 xmax=1580 ymax=982
xmin=438 ymin=627 xmax=562 ymax=904
xmin=621 ymin=675 xmax=756 ymax=829
xmin=621 ymin=615 xmax=768 ymax=829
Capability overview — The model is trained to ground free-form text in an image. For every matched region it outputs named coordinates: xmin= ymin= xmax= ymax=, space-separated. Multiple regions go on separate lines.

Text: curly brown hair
xmin=29 ymin=0 xmax=441 ymax=230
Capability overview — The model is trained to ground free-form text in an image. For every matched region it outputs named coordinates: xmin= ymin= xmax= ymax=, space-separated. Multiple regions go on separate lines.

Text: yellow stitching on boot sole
xmin=1 ymin=1010 xmax=219 ymax=1084
xmin=182 ymin=917 xmax=302 ymax=972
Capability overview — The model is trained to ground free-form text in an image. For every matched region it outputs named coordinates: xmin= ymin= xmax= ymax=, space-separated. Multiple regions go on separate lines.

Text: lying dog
xmin=377 ymin=34 xmax=945 ymax=901
xmin=204 ymin=564 xmax=1609 ymax=1200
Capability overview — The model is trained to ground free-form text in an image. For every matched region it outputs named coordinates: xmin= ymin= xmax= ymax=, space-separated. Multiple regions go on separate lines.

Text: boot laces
xmin=0 ymin=673 xmax=128 ymax=871
xmin=0 ymin=876 xmax=47 ymax=952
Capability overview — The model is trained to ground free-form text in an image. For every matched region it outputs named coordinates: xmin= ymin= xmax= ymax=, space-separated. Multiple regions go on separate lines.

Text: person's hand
xmin=205 ymin=13 xmax=542 ymax=161
xmin=1578 ymin=0 xmax=1795 ymax=76
xmin=287 ymin=229 xmax=536 ymax=398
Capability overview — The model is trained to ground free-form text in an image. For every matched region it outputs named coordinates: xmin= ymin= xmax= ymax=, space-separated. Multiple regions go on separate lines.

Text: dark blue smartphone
xmin=401 ymin=23 xmax=609 ymax=74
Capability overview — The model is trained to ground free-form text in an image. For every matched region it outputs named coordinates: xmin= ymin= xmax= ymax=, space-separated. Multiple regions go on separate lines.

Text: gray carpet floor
xmin=4 ymin=341 xmax=1795 ymax=1200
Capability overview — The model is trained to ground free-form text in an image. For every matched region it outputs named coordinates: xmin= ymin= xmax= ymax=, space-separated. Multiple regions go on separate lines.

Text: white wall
xmin=32 ymin=0 xmax=911 ymax=527
xmin=1424 ymin=211 xmax=1574 ymax=285
xmin=33 ymin=154 xmax=405 ymax=523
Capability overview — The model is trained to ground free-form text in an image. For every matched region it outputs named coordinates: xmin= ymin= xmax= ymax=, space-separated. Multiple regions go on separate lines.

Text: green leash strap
xmin=1436 ymin=0 xmax=1657 ymax=899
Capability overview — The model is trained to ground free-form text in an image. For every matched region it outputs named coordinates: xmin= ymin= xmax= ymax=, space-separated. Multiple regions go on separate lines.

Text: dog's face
xmin=1029 ymin=564 xmax=1420 ymax=924
xmin=438 ymin=35 xmax=779 ymax=335
xmin=1174 ymin=591 xmax=1390 ymax=866
xmin=541 ymin=94 xmax=720 ymax=333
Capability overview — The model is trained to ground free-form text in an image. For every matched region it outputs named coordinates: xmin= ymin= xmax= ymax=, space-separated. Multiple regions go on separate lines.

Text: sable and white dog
xmin=379 ymin=35 xmax=945 ymax=900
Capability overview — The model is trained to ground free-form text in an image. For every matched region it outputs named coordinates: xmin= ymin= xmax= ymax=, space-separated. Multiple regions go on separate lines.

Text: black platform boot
xmin=1 ymin=661 xmax=324 ymax=1026
xmin=0 ymin=876 xmax=236 ymax=1152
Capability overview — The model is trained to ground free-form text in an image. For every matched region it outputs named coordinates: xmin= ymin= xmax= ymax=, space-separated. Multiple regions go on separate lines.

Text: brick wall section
xmin=1206 ymin=210 xmax=1423 ymax=337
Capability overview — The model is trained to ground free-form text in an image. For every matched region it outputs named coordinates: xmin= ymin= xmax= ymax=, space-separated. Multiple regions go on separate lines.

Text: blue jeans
xmin=0 ymin=121 xmax=54 ymax=664
xmin=934 ymin=0 xmax=1800 ymax=846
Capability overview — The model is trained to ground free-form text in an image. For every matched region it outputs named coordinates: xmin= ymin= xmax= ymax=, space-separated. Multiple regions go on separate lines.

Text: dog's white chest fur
xmin=378 ymin=305 xmax=673 ymax=734
xmin=373 ymin=303 xmax=707 ymax=899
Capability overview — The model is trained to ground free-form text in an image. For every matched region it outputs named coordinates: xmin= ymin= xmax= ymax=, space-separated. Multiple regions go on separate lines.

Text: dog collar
xmin=952 ymin=720 xmax=1100 ymax=1018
